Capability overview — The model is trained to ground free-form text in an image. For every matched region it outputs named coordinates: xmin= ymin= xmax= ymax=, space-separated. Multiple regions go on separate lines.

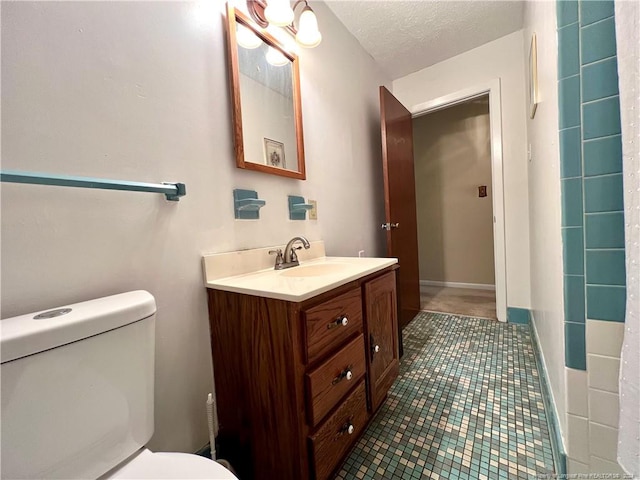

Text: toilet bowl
xmin=103 ymin=448 xmax=237 ymax=479
xmin=0 ymin=291 xmax=239 ymax=480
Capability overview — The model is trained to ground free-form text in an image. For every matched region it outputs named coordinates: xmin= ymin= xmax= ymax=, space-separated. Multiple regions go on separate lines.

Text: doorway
xmin=413 ymin=95 xmax=497 ymax=319
xmin=379 ymin=80 xmax=507 ymax=323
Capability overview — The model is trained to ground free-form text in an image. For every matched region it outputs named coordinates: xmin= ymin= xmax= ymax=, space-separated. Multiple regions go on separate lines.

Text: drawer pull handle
xmin=327 ymin=315 xmax=348 ymax=330
xmin=339 ymin=422 xmax=355 ymax=436
xmin=332 ymin=366 xmax=353 ymax=385
xmin=374 ymin=344 xmax=380 ymax=353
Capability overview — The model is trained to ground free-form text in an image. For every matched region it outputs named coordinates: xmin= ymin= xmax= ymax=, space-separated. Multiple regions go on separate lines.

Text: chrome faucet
xmin=269 ymin=236 xmax=311 ymax=270
xmin=284 ymin=236 xmax=310 ymax=264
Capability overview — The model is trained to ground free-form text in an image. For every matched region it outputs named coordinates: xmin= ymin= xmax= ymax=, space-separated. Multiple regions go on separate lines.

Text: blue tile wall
xmin=587 ymin=285 xmax=626 ymax=321
xmin=557 ymin=0 xmax=626 ymax=371
xmin=557 ymin=0 xmax=578 ymax=28
xmin=586 ymin=250 xmax=626 ymax=286
xmin=580 ymin=1 xmax=615 ymax=26
xmin=558 ymin=24 xmax=580 ymax=79
xmin=564 ymin=322 xmax=586 ymax=370
xmin=583 ymin=135 xmax=623 ymax=176
xmin=585 ymin=212 xmax=625 ymax=248
xmin=562 ymin=227 xmax=584 ymax=275
xmin=561 ymin=178 xmax=583 ymax=226
xmin=580 ymin=18 xmax=617 ymax=65
xmin=559 ymin=76 xmax=582 ymax=129
xmin=582 ymin=57 xmax=619 ymax=102
xmin=564 ymin=275 xmax=585 ymax=323
xmin=560 ymin=127 xmax=582 ymax=178
xmin=583 ymin=97 xmax=621 ymax=139
xmin=584 ymin=174 xmax=624 ymax=212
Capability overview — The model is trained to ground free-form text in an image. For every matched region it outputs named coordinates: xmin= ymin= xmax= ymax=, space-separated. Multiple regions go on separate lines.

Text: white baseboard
xmin=420 ymin=280 xmax=496 ymax=291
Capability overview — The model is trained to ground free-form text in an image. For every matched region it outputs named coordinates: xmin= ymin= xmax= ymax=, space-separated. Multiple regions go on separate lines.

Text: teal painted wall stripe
xmin=557 ymin=0 xmax=626 ymax=371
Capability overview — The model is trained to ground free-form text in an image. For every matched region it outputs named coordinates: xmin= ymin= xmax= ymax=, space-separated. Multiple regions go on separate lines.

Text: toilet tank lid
xmin=1 ymin=291 xmax=156 ymax=364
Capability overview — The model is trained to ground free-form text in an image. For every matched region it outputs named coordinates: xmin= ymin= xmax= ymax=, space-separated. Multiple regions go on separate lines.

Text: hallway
xmin=337 ymin=312 xmax=555 ymax=479
xmin=420 ymin=287 xmax=497 ymax=320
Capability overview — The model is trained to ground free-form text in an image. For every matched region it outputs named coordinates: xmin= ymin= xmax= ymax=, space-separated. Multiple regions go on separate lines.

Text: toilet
xmin=0 ymin=291 xmax=238 ymax=480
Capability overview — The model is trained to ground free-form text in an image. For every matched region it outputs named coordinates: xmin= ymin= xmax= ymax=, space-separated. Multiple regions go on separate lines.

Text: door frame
xmin=409 ymin=78 xmax=507 ymax=323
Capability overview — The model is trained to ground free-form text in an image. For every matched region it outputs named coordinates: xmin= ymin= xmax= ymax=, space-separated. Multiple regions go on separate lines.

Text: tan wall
xmin=413 ymin=98 xmax=495 ymax=285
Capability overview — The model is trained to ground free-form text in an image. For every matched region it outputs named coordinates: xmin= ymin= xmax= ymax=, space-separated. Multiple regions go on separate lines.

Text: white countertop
xmin=204 ymin=255 xmax=398 ymax=302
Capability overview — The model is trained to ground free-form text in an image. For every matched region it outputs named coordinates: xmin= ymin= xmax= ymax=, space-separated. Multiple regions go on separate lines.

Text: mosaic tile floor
xmin=336 ymin=312 xmax=555 ymax=479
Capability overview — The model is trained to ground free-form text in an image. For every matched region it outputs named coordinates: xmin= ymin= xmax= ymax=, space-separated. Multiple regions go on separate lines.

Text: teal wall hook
xmin=234 ymin=189 xmax=266 ymax=219
xmin=288 ymin=195 xmax=313 ymax=220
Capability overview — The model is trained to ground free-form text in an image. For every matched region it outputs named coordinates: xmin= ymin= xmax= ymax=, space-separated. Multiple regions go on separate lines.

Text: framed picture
xmin=263 ymin=138 xmax=286 ymax=169
xmin=529 ymin=33 xmax=538 ymax=119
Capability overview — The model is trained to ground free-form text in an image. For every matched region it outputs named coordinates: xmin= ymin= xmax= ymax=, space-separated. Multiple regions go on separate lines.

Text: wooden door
xmin=379 ymin=86 xmax=421 ymax=329
xmin=364 ymin=271 xmax=399 ymax=412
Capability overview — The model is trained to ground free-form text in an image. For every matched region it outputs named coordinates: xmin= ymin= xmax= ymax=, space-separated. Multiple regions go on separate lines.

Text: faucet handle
xmin=289 ymin=246 xmax=303 ymax=263
xmin=269 ymin=249 xmax=284 ymax=269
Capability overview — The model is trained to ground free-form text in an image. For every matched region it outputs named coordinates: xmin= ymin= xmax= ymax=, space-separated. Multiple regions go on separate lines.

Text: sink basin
xmin=279 ymin=263 xmax=349 ymax=278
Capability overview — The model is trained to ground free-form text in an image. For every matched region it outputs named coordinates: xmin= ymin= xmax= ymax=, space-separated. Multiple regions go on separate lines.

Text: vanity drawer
xmin=309 ymin=380 xmax=368 ymax=480
xmin=303 ymin=287 xmax=363 ymax=363
xmin=305 ymin=334 xmax=366 ymax=426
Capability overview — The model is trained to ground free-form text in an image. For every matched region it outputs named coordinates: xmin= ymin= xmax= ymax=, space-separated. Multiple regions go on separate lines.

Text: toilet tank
xmin=1 ymin=291 xmax=156 ymax=479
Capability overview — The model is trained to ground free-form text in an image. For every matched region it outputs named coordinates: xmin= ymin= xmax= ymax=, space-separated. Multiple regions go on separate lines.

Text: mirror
xmin=226 ymin=5 xmax=306 ymax=180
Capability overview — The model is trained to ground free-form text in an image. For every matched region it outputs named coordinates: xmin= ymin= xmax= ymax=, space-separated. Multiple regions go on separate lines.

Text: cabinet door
xmin=364 ymin=270 xmax=399 ymax=412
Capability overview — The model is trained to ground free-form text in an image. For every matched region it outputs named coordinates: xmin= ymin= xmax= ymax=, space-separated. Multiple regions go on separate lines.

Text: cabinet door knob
xmin=345 ymin=370 xmax=353 ymax=381
xmin=347 ymin=424 xmax=354 ymax=435
xmin=370 ymin=334 xmax=380 ymax=360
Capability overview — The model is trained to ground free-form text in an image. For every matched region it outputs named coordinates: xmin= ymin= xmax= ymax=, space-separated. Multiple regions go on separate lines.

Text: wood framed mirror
xmin=226 ymin=4 xmax=306 ymax=180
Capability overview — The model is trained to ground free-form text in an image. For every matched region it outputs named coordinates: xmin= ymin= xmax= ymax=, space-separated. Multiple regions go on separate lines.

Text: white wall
xmin=0 ymin=1 xmax=390 ymax=453
xmin=392 ymin=31 xmax=531 ymax=309
xmin=522 ymin=0 xmax=567 ymax=440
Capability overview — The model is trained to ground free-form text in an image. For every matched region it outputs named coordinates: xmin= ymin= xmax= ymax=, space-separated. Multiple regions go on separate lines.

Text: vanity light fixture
xmin=264 ymin=0 xmax=294 ymax=26
xmin=247 ymin=0 xmax=322 ymax=48
xmin=236 ymin=23 xmax=262 ymax=49
xmin=265 ymin=46 xmax=289 ymax=66
xmin=295 ymin=2 xmax=321 ymax=48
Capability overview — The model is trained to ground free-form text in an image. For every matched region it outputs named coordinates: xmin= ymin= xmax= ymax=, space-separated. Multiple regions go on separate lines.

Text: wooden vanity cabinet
xmin=364 ymin=271 xmax=400 ymax=412
xmin=206 ymin=266 xmax=399 ymax=480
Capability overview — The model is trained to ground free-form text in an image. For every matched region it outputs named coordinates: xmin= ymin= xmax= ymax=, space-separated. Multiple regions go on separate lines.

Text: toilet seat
xmin=105 ymin=448 xmax=238 ymax=479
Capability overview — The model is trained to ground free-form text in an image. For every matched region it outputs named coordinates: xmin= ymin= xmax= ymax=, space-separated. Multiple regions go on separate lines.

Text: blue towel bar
xmin=0 ymin=170 xmax=186 ymax=201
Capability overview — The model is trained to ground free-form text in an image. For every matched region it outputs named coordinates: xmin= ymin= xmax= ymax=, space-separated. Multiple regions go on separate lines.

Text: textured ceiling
xmin=325 ymin=1 xmax=525 ymax=79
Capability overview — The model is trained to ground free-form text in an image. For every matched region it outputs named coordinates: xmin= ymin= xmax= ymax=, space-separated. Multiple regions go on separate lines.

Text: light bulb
xmin=266 ymin=46 xmax=288 ymax=66
xmin=264 ymin=0 xmax=294 ymax=27
xmin=295 ymin=6 xmax=321 ymax=48
xmin=236 ymin=24 xmax=262 ymax=49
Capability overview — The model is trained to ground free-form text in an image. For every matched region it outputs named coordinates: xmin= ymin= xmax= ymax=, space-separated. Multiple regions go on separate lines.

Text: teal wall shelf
xmin=234 ymin=189 xmax=266 ymax=219
xmin=288 ymin=195 xmax=313 ymax=220
xmin=0 ymin=170 xmax=186 ymax=201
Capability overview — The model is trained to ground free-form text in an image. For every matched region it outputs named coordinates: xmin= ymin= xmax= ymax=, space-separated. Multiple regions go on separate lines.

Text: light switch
xmin=308 ymin=200 xmax=318 ymax=220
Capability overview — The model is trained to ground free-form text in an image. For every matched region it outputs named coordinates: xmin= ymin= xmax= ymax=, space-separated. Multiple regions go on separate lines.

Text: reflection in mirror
xmin=226 ymin=6 xmax=306 ymax=179
xmin=237 ymin=36 xmax=297 ymax=171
